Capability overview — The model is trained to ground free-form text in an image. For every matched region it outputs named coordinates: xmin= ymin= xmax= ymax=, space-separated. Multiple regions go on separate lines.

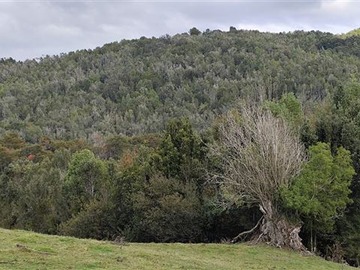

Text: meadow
xmin=0 ymin=228 xmax=353 ymax=270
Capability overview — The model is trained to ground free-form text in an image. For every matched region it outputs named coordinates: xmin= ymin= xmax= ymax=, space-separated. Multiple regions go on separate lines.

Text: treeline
xmin=0 ymin=82 xmax=360 ymax=265
xmin=0 ymin=119 xmax=248 ymax=242
xmin=1 ymin=29 xmax=360 ymax=139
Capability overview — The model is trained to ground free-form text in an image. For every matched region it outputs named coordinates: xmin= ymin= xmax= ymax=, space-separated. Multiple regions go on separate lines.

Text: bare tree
xmin=212 ymin=105 xmax=306 ymax=250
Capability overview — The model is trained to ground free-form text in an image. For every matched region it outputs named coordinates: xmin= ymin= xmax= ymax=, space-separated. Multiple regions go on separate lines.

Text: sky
xmin=1 ymin=0 xmax=360 ymax=61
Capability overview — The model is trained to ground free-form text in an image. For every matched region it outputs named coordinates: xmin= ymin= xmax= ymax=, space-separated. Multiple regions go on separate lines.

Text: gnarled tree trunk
xmin=256 ymin=201 xmax=305 ymax=251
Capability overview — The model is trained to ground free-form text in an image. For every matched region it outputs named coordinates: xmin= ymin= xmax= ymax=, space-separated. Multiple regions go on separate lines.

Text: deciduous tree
xmin=211 ymin=105 xmax=306 ymax=249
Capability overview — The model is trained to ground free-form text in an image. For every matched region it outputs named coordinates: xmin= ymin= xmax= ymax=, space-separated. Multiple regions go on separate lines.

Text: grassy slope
xmin=0 ymin=228 xmax=353 ymax=270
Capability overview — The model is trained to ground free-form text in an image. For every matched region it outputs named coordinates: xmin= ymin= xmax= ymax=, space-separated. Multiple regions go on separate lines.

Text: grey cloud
xmin=1 ymin=0 xmax=360 ymax=60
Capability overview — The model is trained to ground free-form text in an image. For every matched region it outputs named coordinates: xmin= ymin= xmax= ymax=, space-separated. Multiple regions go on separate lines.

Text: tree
xmin=0 ymin=132 xmax=26 ymax=150
xmin=312 ymin=82 xmax=360 ymax=263
xmin=211 ymin=105 xmax=306 ymax=249
xmin=59 ymin=199 xmax=117 ymax=239
xmin=0 ymin=145 xmax=15 ymax=170
xmin=63 ymin=149 xmax=109 ymax=215
xmin=0 ymin=158 xmax=65 ymax=234
xmin=189 ymin=27 xmax=201 ymax=36
xmin=229 ymin=26 xmax=237 ymax=33
xmin=264 ymin=92 xmax=304 ymax=131
xmin=157 ymin=118 xmax=205 ymax=184
xmin=131 ymin=174 xmax=204 ymax=242
xmin=282 ymin=143 xmax=354 ymax=252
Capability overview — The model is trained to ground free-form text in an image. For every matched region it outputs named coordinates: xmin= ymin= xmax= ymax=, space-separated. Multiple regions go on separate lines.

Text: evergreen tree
xmin=282 ymin=143 xmax=354 ymax=252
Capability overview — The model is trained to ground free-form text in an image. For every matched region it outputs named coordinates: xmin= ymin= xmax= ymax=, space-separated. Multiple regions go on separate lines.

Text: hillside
xmin=0 ymin=228 xmax=353 ymax=270
xmin=341 ymin=28 xmax=360 ymax=38
xmin=1 ymin=29 xmax=360 ymax=140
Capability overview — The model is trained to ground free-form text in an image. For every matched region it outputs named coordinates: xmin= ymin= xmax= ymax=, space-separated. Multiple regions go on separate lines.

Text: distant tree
xmin=63 ymin=149 xmax=109 ymax=215
xmin=0 ymin=145 xmax=15 ymax=170
xmin=0 ymin=133 xmax=26 ymax=150
xmin=229 ymin=26 xmax=237 ymax=33
xmin=157 ymin=118 xmax=206 ymax=185
xmin=0 ymin=158 xmax=65 ymax=234
xmin=265 ymin=93 xmax=304 ymax=130
xmin=189 ymin=27 xmax=201 ymax=36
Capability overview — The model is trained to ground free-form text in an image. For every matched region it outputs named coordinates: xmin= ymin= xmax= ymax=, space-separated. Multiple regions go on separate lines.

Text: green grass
xmin=0 ymin=228 xmax=353 ymax=269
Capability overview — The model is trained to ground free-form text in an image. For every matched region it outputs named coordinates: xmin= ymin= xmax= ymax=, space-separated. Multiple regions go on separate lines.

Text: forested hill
xmin=1 ymin=29 xmax=360 ymax=141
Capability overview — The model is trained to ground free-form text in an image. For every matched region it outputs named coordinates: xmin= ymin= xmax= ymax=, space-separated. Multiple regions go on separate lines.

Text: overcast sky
xmin=1 ymin=0 xmax=360 ymax=61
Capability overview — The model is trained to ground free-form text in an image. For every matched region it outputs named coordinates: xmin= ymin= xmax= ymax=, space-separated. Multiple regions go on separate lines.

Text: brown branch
xmin=231 ymin=216 xmax=264 ymax=243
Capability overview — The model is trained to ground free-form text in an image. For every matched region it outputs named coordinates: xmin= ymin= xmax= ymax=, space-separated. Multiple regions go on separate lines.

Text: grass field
xmin=0 ymin=228 xmax=353 ymax=269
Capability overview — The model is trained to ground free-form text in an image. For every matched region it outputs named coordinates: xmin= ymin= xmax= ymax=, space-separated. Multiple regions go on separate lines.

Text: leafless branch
xmin=210 ymin=104 xmax=306 ymax=206
xmin=231 ymin=215 xmax=264 ymax=243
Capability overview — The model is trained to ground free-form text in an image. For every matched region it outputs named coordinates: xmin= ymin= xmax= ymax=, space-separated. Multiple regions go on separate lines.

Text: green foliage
xmin=131 ymin=174 xmax=204 ymax=242
xmin=312 ymin=83 xmax=360 ymax=259
xmin=59 ymin=200 xmax=116 ymax=239
xmin=157 ymin=118 xmax=207 ymax=187
xmin=265 ymin=92 xmax=304 ymax=129
xmin=337 ymin=155 xmax=360 ymax=266
xmin=300 ymin=119 xmax=318 ymax=149
xmin=64 ymin=149 xmax=109 ymax=215
xmin=337 ymin=193 xmax=360 ymax=267
xmin=2 ymin=30 xmax=360 ymax=139
xmin=189 ymin=27 xmax=201 ymax=36
xmin=0 ymin=132 xmax=26 ymax=149
xmin=107 ymin=145 xmax=159 ymax=239
xmin=282 ymin=142 xmax=354 ymax=233
xmin=317 ymin=34 xmax=360 ymax=57
xmin=0 ymin=145 xmax=15 ymax=170
xmin=340 ymin=28 xmax=360 ymax=38
xmin=0 ymin=158 xmax=66 ymax=234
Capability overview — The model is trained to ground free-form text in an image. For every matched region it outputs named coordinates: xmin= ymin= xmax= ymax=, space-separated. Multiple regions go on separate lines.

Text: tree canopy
xmin=1 ymin=29 xmax=360 ymax=140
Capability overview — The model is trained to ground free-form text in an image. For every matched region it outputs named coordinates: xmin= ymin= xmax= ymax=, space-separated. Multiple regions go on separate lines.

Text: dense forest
xmin=1 ymin=28 xmax=360 ymax=266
